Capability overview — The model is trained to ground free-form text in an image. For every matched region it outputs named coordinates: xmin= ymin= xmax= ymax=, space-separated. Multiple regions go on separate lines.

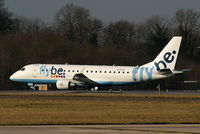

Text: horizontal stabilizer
xmin=158 ymin=68 xmax=173 ymax=75
xmin=159 ymin=68 xmax=191 ymax=76
xmin=173 ymin=69 xmax=191 ymax=76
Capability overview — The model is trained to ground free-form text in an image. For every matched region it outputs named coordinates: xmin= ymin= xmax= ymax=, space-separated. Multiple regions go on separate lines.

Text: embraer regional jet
xmin=10 ymin=36 xmax=187 ymax=90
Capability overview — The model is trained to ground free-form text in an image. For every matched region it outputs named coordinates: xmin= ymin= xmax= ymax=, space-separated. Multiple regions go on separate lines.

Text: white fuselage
xmin=10 ymin=64 xmax=167 ymax=86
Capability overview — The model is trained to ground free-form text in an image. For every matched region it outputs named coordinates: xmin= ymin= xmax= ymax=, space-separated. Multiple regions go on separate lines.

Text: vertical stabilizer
xmin=143 ymin=36 xmax=182 ymax=71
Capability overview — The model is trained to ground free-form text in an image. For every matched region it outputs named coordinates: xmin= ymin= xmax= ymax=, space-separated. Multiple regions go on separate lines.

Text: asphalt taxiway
xmin=1 ymin=89 xmax=200 ymax=94
xmin=0 ymin=124 xmax=200 ymax=134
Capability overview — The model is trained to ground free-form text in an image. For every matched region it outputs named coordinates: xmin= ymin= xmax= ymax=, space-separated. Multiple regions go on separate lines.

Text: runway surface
xmin=1 ymin=90 xmax=200 ymax=102
xmin=1 ymin=89 xmax=200 ymax=94
xmin=0 ymin=124 xmax=200 ymax=134
xmin=1 ymin=92 xmax=200 ymax=102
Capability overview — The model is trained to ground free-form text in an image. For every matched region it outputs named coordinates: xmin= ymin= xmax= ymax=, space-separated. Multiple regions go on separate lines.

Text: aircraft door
xmin=32 ymin=65 xmax=39 ymax=77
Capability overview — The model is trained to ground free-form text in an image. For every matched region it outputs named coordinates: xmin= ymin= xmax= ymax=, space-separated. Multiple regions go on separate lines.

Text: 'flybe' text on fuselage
xmin=40 ymin=65 xmax=66 ymax=78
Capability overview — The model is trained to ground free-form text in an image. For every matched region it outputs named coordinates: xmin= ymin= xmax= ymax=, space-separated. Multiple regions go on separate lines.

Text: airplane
xmin=10 ymin=36 xmax=187 ymax=91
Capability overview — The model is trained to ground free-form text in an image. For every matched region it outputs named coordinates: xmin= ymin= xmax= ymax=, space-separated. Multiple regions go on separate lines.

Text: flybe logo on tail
xmin=154 ymin=50 xmax=176 ymax=71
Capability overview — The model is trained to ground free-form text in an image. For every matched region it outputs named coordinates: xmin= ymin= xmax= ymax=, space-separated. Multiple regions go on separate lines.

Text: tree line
xmin=0 ymin=0 xmax=199 ymax=90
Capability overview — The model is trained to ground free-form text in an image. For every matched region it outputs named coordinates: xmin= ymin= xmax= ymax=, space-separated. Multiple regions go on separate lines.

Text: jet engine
xmin=56 ymin=80 xmax=75 ymax=89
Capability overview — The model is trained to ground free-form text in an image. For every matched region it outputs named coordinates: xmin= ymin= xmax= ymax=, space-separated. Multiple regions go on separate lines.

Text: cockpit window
xmin=20 ymin=68 xmax=25 ymax=71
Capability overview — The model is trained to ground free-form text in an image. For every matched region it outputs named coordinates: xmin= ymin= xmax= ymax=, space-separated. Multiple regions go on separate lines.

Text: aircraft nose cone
xmin=10 ymin=73 xmax=15 ymax=81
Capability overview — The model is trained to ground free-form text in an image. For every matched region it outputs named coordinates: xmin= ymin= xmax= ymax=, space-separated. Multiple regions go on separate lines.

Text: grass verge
xmin=0 ymin=92 xmax=200 ymax=125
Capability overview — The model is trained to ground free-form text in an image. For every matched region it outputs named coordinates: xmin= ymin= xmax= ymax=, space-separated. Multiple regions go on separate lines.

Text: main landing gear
xmin=91 ymin=86 xmax=99 ymax=92
xmin=90 ymin=86 xmax=123 ymax=93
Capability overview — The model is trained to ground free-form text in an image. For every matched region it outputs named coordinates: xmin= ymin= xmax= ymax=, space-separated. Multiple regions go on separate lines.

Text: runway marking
xmin=1 ymin=125 xmax=200 ymax=134
xmin=76 ymin=126 xmax=199 ymax=134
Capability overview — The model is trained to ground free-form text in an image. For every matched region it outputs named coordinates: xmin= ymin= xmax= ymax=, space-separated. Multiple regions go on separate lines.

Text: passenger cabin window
xmin=20 ymin=68 xmax=25 ymax=71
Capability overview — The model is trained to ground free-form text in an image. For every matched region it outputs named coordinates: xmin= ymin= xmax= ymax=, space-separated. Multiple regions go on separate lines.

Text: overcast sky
xmin=6 ymin=0 xmax=200 ymax=24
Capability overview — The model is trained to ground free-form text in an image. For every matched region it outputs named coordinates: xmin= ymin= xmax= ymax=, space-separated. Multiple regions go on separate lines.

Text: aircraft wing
xmin=73 ymin=73 xmax=99 ymax=86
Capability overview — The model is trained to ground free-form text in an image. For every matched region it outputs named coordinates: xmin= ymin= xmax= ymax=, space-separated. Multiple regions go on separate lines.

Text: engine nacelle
xmin=56 ymin=80 xmax=75 ymax=89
